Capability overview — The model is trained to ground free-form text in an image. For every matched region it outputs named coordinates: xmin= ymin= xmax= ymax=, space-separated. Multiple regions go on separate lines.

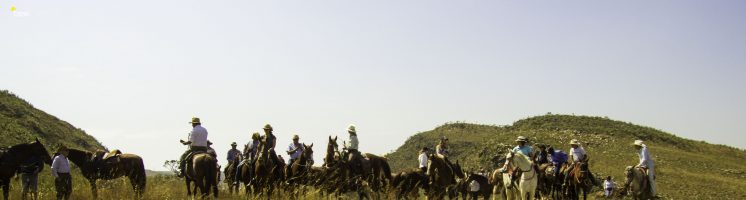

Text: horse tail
xmin=206 ymin=157 xmax=218 ymax=195
xmin=381 ymin=159 xmax=392 ymax=180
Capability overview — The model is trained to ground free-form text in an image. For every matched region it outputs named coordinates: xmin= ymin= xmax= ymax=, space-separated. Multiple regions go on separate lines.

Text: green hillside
xmin=385 ymin=114 xmax=746 ymax=199
xmin=0 ymin=90 xmax=104 ymax=151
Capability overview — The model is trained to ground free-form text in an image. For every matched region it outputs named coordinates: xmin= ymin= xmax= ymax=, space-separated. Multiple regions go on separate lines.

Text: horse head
xmin=452 ymin=160 xmax=465 ymax=179
xmin=31 ymin=138 xmax=53 ymax=165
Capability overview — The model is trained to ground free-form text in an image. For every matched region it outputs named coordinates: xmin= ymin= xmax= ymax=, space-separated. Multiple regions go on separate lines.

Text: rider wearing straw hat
xmin=178 ymin=117 xmax=209 ymax=177
xmin=564 ymin=139 xmax=598 ymax=186
xmin=634 ymin=139 xmax=656 ymax=196
xmin=344 ymin=124 xmax=364 ymax=174
xmin=227 ymin=142 xmax=241 ymax=165
xmin=498 ymin=136 xmax=534 ymax=173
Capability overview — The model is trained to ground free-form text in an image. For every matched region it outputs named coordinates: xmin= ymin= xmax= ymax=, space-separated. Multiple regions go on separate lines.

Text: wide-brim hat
xmin=263 ymin=124 xmax=273 ymax=130
xmin=347 ymin=124 xmax=356 ymax=133
xmin=231 ymin=142 xmax=237 ymax=146
xmin=251 ymin=132 xmax=261 ymax=140
xmin=633 ymin=140 xmax=645 ymax=146
xmin=569 ymin=139 xmax=580 ymax=145
xmin=515 ymin=136 xmax=527 ymax=142
xmin=190 ymin=117 xmax=201 ymax=124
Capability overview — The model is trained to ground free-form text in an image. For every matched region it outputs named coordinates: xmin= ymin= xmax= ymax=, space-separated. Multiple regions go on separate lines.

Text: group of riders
xmin=418 ymin=135 xmax=657 ymax=198
xmin=177 ymin=117 xmax=366 ymax=187
xmin=177 ymin=116 xmax=656 ymax=198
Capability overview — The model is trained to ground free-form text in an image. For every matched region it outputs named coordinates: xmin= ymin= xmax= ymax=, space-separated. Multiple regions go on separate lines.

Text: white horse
xmin=492 ymin=161 xmax=520 ymax=200
xmin=504 ymin=151 xmax=538 ymax=200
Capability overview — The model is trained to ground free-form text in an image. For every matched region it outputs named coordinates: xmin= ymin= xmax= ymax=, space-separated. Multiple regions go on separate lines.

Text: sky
xmin=2 ymin=1 xmax=745 ymax=170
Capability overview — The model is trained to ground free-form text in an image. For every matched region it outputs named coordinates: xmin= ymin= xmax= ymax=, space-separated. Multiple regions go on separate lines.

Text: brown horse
xmin=565 ymin=161 xmax=593 ymax=200
xmin=183 ymin=152 xmax=218 ymax=199
xmin=391 ymin=169 xmax=428 ymax=200
xmin=224 ymin=156 xmax=240 ymax=194
xmin=0 ymin=139 xmax=52 ymax=200
xmin=286 ymin=143 xmax=314 ymax=183
xmin=253 ymin=137 xmax=284 ymax=198
xmin=426 ymin=155 xmax=465 ymax=200
xmin=65 ymin=148 xmax=146 ymax=199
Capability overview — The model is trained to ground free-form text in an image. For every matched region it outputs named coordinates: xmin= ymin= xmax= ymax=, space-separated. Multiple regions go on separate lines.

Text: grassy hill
xmin=385 ymin=114 xmax=746 ymax=199
xmin=0 ymin=90 xmax=104 ymax=151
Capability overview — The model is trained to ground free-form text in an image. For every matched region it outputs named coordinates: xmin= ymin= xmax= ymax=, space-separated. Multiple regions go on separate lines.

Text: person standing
xmin=51 ymin=146 xmax=72 ymax=200
xmin=19 ymin=154 xmax=44 ymax=200
xmin=604 ymin=176 xmax=615 ymax=198
xmin=418 ymin=147 xmax=429 ymax=173
xmin=469 ymin=178 xmax=481 ymax=200
xmin=634 ymin=140 xmax=656 ymax=196
xmin=179 ymin=117 xmax=209 ymax=177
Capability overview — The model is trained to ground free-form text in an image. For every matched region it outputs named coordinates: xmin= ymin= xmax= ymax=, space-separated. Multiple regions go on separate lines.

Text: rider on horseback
xmin=262 ymin=124 xmax=280 ymax=165
xmin=547 ymin=146 xmax=567 ymax=177
xmin=344 ymin=124 xmax=364 ymax=175
xmin=235 ymin=132 xmax=261 ymax=185
xmin=179 ymin=117 xmax=209 ymax=177
xmin=563 ymin=139 xmax=598 ymax=186
xmin=498 ymin=136 xmax=534 ymax=173
xmin=634 ymin=139 xmax=656 ymax=197
xmin=227 ymin=142 xmax=241 ymax=165
xmin=286 ymin=134 xmax=307 ymax=165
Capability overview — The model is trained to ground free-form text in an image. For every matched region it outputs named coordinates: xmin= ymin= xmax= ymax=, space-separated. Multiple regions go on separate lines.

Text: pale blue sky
xmin=2 ymin=1 xmax=745 ymax=170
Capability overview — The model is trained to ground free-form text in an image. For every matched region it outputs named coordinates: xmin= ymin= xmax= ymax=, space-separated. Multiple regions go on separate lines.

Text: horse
xmin=425 ymin=154 xmax=464 ymax=200
xmin=391 ymin=169 xmax=428 ymax=199
xmin=0 ymin=139 xmax=52 ymax=200
xmin=565 ymin=161 xmax=593 ymax=200
xmin=182 ymin=151 xmax=218 ymax=199
xmin=65 ymin=148 xmax=147 ymax=199
xmin=224 ymin=156 xmax=240 ymax=194
xmin=286 ymin=143 xmax=314 ymax=197
xmin=544 ymin=163 xmax=565 ymax=200
xmin=459 ymin=173 xmax=492 ymax=200
xmin=489 ymin=168 xmax=508 ymax=200
xmin=620 ymin=166 xmax=653 ymax=200
xmin=253 ymin=137 xmax=284 ymax=198
xmin=504 ymin=151 xmax=537 ymax=200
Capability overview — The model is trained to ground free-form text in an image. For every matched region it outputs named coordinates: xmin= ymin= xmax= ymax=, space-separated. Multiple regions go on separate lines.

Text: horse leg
xmin=88 ymin=179 xmax=98 ymax=199
xmin=2 ymin=181 xmax=9 ymax=200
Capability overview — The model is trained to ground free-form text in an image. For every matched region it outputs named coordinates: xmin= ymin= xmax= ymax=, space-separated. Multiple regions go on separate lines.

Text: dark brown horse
xmin=253 ymin=137 xmax=284 ymax=198
xmin=426 ymin=155 xmax=464 ymax=200
xmin=391 ymin=169 xmax=428 ymax=199
xmin=565 ymin=161 xmax=593 ymax=200
xmin=0 ymin=139 xmax=52 ymax=200
xmin=66 ymin=148 xmax=146 ymax=199
xmin=183 ymin=152 xmax=218 ymax=199
xmin=224 ymin=156 xmax=240 ymax=194
xmin=286 ymin=143 xmax=313 ymax=183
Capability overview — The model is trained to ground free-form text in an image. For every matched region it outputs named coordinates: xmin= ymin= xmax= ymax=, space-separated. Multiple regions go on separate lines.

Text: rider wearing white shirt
xmin=179 ymin=117 xmax=209 ymax=177
xmin=634 ymin=140 xmax=656 ymax=196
